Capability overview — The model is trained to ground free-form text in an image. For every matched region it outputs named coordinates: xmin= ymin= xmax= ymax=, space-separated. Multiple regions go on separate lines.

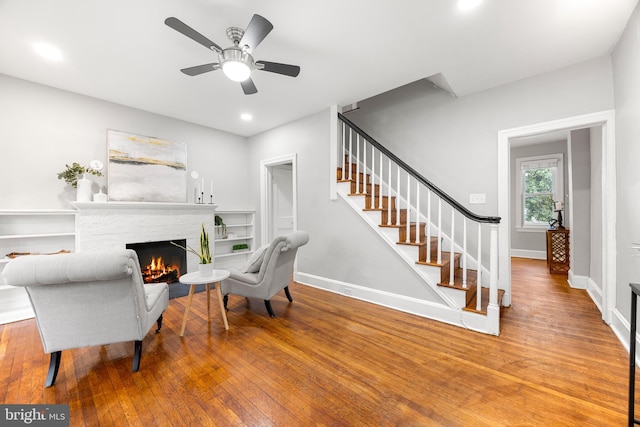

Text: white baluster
xmin=462 ymin=218 xmax=467 ymax=288
xmin=363 ymin=140 xmax=367 ymax=198
xmin=476 ymin=223 xmax=482 ymax=311
xmin=415 ymin=183 xmax=420 ymax=244
xmin=348 ymin=129 xmax=353 ymax=181
xmin=449 ymin=209 xmax=455 ymax=286
xmin=355 ymin=134 xmax=360 ymax=194
xmin=379 ymin=151 xmax=383 ymax=210
xmin=405 ymin=173 xmax=410 ymax=243
xmin=387 ymin=159 xmax=392 ymax=225
xmin=426 ymin=191 xmax=432 ymax=262
xmin=371 ymin=145 xmax=375 ymax=209
xmin=437 ymin=199 xmax=442 ymax=265
xmin=341 ymin=123 xmax=346 ymax=181
xmin=396 ymin=166 xmax=401 ymax=226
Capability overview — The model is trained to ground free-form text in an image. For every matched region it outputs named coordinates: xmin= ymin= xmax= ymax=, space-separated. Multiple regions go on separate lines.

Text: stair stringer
xmin=337 ymin=181 xmax=462 ymax=311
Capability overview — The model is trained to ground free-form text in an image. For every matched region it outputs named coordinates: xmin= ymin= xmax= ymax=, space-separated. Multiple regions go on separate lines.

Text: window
xmin=515 ymin=154 xmax=563 ymax=230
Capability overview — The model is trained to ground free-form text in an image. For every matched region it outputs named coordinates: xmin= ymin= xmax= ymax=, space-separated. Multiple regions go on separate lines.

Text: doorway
xmin=497 ymin=110 xmax=616 ymax=324
xmin=260 ymin=154 xmax=298 ymax=245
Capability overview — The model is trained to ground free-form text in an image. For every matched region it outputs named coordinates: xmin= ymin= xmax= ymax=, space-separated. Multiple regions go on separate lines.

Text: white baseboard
xmin=294 ymin=271 xmax=463 ymax=328
xmin=586 ymin=277 xmax=603 ymax=313
xmin=510 ymin=249 xmax=546 ymax=260
xmin=568 ymin=271 xmax=587 ymax=289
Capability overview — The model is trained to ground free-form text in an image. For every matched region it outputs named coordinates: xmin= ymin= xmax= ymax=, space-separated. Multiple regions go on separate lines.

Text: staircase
xmin=335 ymin=113 xmax=503 ymax=335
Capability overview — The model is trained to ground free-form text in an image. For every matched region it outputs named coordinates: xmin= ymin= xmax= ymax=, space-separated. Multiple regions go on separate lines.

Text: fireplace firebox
xmin=126 ymin=239 xmax=187 ymax=284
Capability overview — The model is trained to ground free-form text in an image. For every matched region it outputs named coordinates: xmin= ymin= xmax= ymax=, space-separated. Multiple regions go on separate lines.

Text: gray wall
xmin=612 ymin=2 xmax=640 ymax=323
xmin=346 ymin=56 xmax=614 ymax=219
xmin=589 ymin=126 xmax=603 ymax=292
xmin=569 ymin=128 xmax=591 ymax=277
xmin=0 ymin=74 xmax=250 ymax=210
xmin=510 ymin=140 xmax=568 ymax=256
xmin=247 ymin=110 xmax=442 ymax=302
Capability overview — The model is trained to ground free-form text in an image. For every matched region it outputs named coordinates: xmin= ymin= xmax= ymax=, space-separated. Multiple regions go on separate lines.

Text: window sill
xmin=515 ymin=227 xmax=548 ymax=233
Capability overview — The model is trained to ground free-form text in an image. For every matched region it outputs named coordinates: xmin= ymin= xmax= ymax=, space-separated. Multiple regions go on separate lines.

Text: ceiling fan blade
xmin=255 ymin=61 xmax=300 ymax=77
xmin=240 ymin=78 xmax=258 ymax=95
xmin=180 ymin=63 xmax=220 ymax=76
xmin=165 ymin=17 xmax=222 ymax=53
xmin=239 ymin=14 xmax=273 ymax=52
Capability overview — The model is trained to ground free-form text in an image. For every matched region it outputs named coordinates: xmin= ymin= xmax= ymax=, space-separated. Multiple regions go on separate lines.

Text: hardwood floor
xmin=0 ymin=258 xmax=631 ymax=426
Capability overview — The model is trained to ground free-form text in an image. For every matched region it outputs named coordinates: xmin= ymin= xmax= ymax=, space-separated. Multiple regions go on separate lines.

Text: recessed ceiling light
xmin=240 ymin=113 xmax=253 ymax=121
xmin=458 ymin=0 xmax=483 ymax=12
xmin=33 ymin=42 xmax=63 ymax=61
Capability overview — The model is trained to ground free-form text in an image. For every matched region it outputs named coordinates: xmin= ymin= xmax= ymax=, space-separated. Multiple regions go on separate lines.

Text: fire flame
xmin=142 ymin=256 xmax=180 ymax=284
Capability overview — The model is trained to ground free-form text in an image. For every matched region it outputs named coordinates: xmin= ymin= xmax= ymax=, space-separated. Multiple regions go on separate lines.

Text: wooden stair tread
xmin=464 ymin=288 xmax=506 ymax=315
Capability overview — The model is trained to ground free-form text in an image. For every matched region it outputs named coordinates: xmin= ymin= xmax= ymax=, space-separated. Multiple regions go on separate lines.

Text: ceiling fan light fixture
xmin=222 ymin=60 xmax=251 ymax=82
xmin=221 ymin=48 xmax=252 ymax=82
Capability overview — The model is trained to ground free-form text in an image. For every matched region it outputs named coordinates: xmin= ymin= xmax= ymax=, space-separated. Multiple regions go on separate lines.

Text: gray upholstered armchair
xmin=221 ymin=230 xmax=309 ymax=318
xmin=1 ymin=249 xmax=168 ymax=387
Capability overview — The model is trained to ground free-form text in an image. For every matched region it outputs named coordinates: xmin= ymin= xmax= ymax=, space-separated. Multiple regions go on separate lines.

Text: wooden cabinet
xmin=0 ymin=210 xmax=76 ymax=324
xmin=546 ymin=228 xmax=570 ymax=274
xmin=213 ymin=210 xmax=255 ymax=270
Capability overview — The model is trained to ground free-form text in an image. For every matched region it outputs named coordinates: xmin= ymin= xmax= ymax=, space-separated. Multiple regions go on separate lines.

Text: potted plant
xmin=215 ymin=215 xmax=227 ymax=239
xmin=171 ymin=223 xmax=212 ymax=275
xmin=57 ymin=161 xmax=103 ymax=188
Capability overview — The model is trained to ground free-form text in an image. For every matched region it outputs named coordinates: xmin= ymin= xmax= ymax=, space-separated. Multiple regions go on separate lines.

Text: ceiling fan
xmin=165 ymin=14 xmax=301 ymax=95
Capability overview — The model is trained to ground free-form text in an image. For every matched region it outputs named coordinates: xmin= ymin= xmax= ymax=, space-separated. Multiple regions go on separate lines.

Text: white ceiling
xmin=0 ymin=0 xmax=636 ymax=137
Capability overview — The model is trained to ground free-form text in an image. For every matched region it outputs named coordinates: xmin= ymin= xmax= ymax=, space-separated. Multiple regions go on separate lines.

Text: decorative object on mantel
xmin=107 ymin=129 xmax=187 ymax=203
xmin=57 ymin=160 xmax=104 ymax=202
xmin=57 ymin=162 xmax=104 ymax=188
xmin=190 ymin=170 xmax=216 ymax=205
xmin=93 ymin=188 xmax=108 ymax=202
xmin=170 ymin=223 xmax=212 ymax=275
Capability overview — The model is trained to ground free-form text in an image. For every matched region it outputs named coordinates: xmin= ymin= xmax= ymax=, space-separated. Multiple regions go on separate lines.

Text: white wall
xmin=0 ymin=74 xmax=250 ymax=210
xmin=612 ymin=2 xmax=640 ymax=325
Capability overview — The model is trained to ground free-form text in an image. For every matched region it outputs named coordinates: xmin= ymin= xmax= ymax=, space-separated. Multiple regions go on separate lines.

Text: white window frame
xmin=515 ymin=153 xmax=563 ymax=231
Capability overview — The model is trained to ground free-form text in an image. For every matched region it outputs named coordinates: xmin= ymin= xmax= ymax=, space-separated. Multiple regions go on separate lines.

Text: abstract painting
xmin=107 ymin=130 xmax=187 ymax=202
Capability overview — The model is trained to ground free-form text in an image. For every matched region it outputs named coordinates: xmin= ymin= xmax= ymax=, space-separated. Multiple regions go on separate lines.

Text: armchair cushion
xmin=241 ymin=244 xmax=269 ymax=273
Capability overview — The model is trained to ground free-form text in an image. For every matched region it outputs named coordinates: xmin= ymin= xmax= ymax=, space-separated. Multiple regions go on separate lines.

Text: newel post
xmin=489 ymin=223 xmax=499 ymax=308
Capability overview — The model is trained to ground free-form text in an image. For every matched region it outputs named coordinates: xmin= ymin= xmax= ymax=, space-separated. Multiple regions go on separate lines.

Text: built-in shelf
xmin=214 ymin=210 xmax=255 ymax=269
xmin=0 ymin=209 xmax=76 ymax=324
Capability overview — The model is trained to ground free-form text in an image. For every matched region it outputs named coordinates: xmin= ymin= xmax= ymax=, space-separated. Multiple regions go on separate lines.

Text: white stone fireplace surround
xmin=72 ymin=202 xmax=217 ymax=274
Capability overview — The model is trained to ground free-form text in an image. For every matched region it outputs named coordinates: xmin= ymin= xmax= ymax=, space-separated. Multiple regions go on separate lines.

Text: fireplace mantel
xmin=72 ymin=201 xmax=218 ymax=211
xmin=73 ymin=201 xmax=217 ymax=274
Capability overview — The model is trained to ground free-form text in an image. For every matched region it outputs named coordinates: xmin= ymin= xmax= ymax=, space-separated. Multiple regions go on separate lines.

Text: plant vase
xmin=76 ymin=174 xmax=92 ymax=202
xmin=198 ymin=263 xmax=213 ymax=276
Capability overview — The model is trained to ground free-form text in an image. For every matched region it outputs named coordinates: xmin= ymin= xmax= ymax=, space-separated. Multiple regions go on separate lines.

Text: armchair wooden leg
xmin=156 ymin=313 xmax=163 ymax=333
xmin=284 ymin=286 xmax=293 ymax=302
xmin=264 ymin=300 xmax=276 ymax=318
xmin=45 ymin=351 xmax=62 ymax=387
xmin=132 ymin=340 xmax=142 ymax=372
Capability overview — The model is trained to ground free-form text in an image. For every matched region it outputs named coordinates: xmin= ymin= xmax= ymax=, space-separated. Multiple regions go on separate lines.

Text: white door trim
xmin=260 ymin=153 xmax=298 ymax=245
xmin=497 ymin=110 xmax=616 ymax=323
